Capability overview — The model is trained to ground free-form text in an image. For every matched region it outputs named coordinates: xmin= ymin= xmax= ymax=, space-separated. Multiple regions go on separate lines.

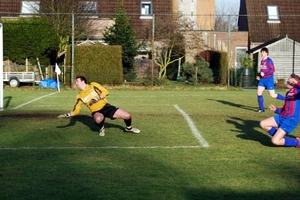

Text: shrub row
xmin=65 ymin=45 xmax=123 ymax=85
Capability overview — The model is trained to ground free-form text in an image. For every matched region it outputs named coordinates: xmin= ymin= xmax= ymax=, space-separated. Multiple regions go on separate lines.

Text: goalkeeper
xmin=58 ymin=76 xmax=140 ymax=136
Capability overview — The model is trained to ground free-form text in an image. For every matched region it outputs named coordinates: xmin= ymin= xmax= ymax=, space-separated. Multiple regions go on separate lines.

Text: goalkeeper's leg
xmin=93 ymin=112 xmax=105 ymax=136
xmin=94 ymin=118 xmax=105 ymax=129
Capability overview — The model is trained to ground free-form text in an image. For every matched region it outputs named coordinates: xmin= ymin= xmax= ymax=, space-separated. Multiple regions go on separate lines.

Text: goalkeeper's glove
xmin=58 ymin=113 xmax=71 ymax=118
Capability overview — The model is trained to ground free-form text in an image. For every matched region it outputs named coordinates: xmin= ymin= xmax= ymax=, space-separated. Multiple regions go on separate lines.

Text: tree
xmin=178 ymin=16 xmax=206 ymax=66
xmin=152 ymin=13 xmax=209 ymax=81
xmin=149 ymin=15 xmax=186 ymax=81
xmin=154 ymin=44 xmax=185 ymax=81
xmin=1 ymin=17 xmax=60 ymax=65
xmin=38 ymin=0 xmax=96 ymax=54
xmin=102 ymin=0 xmax=139 ymax=81
xmin=215 ymin=0 xmax=239 ymax=31
xmin=240 ymin=54 xmax=254 ymax=69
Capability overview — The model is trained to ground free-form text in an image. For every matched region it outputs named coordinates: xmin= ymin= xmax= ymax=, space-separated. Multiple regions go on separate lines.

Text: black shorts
xmin=92 ymin=104 xmax=119 ymax=119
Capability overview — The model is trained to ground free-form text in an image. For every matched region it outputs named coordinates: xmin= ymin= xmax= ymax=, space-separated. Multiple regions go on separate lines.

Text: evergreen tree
xmin=182 ymin=57 xmax=214 ymax=84
xmin=103 ymin=0 xmax=139 ymax=81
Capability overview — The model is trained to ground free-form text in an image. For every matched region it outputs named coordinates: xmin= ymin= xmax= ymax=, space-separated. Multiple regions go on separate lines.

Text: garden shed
xmin=248 ymin=35 xmax=300 ymax=83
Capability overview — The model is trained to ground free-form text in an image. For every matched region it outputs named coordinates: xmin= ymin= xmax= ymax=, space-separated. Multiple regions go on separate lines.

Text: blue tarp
xmin=39 ymin=79 xmax=58 ymax=88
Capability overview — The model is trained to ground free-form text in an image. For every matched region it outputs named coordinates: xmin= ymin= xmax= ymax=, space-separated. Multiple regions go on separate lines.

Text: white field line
xmin=5 ymin=94 xmax=208 ymax=150
xmin=12 ymin=92 xmax=58 ymax=110
xmin=0 ymin=145 xmax=202 ymax=150
xmin=173 ymin=104 xmax=209 ymax=147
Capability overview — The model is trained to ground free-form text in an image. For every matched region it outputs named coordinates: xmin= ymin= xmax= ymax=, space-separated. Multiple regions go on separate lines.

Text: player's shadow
xmin=206 ymin=98 xmax=257 ymax=112
xmin=56 ymin=115 xmax=125 ymax=133
xmin=227 ymin=116 xmax=274 ymax=147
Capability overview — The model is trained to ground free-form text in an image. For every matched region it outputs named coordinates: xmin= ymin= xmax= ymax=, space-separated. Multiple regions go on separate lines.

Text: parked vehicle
xmin=3 ymin=72 xmax=35 ymax=87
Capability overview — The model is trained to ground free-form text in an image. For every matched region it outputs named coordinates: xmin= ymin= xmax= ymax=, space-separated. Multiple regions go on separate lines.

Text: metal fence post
xmin=0 ymin=23 xmax=3 ymax=110
xmin=71 ymin=13 xmax=75 ymax=88
xmin=227 ymin=14 xmax=231 ymax=88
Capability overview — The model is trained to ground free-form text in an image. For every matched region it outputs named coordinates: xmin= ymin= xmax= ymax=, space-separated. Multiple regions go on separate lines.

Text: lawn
xmin=0 ymin=86 xmax=299 ymax=200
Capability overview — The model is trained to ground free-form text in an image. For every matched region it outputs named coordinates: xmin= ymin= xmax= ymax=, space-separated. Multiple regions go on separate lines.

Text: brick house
xmin=1 ymin=1 xmax=249 ymax=80
xmin=0 ymin=0 xmax=215 ymax=39
xmin=238 ymin=0 xmax=300 ymax=46
xmin=238 ymin=0 xmax=300 ymax=81
xmin=182 ymin=30 xmax=248 ymax=67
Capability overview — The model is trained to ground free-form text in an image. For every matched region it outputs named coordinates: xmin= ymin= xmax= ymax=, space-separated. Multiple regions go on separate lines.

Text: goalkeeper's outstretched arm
xmin=58 ymin=113 xmax=72 ymax=118
xmin=58 ymin=96 xmax=82 ymax=118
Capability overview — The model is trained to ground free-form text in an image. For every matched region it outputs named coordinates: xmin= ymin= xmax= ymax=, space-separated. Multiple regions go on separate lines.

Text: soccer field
xmin=0 ymin=87 xmax=299 ymax=200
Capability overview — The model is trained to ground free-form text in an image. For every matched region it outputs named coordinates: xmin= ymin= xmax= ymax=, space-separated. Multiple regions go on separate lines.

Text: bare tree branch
xmin=215 ymin=0 xmax=239 ymax=31
xmin=37 ymin=0 xmax=97 ymax=53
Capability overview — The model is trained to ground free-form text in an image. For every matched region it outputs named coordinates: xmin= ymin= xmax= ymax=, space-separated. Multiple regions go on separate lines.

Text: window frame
xmin=140 ymin=1 xmax=153 ymax=19
xmin=21 ymin=1 xmax=40 ymax=16
xmin=235 ymin=47 xmax=248 ymax=68
xmin=79 ymin=1 xmax=98 ymax=18
xmin=267 ymin=5 xmax=280 ymax=23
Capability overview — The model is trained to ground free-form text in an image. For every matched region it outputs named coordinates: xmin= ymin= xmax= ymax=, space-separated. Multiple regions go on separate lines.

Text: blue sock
xmin=283 ymin=137 xmax=299 ymax=147
xmin=267 ymin=127 xmax=276 ymax=136
xmin=257 ymin=95 xmax=264 ymax=110
xmin=276 ymin=94 xmax=286 ymax=101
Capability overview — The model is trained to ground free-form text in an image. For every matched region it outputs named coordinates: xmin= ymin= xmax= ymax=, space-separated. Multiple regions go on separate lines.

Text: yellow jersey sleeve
xmin=71 ymin=94 xmax=83 ymax=116
xmin=71 ymin=82 xmax=110 ymax=115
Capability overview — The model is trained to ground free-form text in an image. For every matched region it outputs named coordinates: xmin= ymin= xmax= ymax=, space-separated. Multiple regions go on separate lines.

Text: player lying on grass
xmin=58 ymin=76 xmax=140 ymax=136
xmin=260 ymin=73 xmax=300 ymax=148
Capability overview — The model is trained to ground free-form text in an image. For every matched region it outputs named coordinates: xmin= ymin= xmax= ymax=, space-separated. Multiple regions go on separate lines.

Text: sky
xmin=215 ymin=0 xmax=240 ymax=14
xmin=216 ymin=0 xmax=240 ymax=7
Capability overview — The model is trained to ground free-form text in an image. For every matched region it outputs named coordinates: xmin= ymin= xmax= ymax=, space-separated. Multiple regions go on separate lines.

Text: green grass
xmin=0 ymin=86 xmax=300 ymax=200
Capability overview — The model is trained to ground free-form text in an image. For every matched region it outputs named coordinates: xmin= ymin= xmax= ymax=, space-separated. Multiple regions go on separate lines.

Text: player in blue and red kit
xmin=256 ymin=47 xmax=285 ymax=112
xmin=259 ymin=73 xmax=300 ymax=148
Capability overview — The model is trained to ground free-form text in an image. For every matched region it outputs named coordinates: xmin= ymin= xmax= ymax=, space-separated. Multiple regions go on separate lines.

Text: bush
xmin=154 ymin=77 xmax=170 ymax=86
xmin=182 ymin=57 xmax=214 ymax=84
xmin=197 ymin=50 xmax=228 ymax=84
xmin=65 ymin=45 xmax=123 ymax=85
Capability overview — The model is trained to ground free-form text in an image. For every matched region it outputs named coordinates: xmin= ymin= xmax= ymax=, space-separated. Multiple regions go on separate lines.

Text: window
xmin=140 ymin=1 xmax=153 ymax=19
xmin=82 ymin=1 xmax=97 ymax=13
xmin=267 ymin=5 xmax=280 ymax=23
xmin=21 ymin=1 xmax=40 ymax=15
xmin=79 ymin=1 xmax=98 ymax=18
xmin=235 ymin=47 xmax=248 ymax=68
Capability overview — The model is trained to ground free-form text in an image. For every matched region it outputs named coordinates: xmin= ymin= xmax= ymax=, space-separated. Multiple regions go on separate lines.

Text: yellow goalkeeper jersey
xmin=71 ymin=82 xmax=109 ymax=115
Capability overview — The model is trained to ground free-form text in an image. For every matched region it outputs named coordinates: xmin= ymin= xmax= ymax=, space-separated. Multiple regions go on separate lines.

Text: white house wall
xmin=255 ymin=37 xmax=300 ymax=82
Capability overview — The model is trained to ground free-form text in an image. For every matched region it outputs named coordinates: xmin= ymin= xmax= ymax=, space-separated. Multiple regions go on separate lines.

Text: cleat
xmin=125 ymin=127 xmax=140 ymax=134
xmin=296 ymin=137 xmax=300 ymax=148
xmin=257 ymin=109 xmax=265 ymax=113
xmin=99 ymin=127 xmax=105 ymax=137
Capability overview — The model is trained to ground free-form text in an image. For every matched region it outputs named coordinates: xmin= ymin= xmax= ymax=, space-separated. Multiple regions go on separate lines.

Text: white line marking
xmin=12 ymin=92 xmax=58 ymax=109
xmin=174 ymin=104 xmax=209 ymax=147
xmin=0 ymin=146 xmax=202 ymax=150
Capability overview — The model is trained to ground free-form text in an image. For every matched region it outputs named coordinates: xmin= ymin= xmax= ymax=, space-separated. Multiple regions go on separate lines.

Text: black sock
xmin=95 ymin=118 xmax=105 ymax=128
xmin=124 ymin=118 xmax=132 ymax=127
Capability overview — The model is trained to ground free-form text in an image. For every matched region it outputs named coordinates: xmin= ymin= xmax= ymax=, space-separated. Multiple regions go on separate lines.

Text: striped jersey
xmin=276 ymin=83 xmax=300 ymax=121
xmin=260 ymin=57 xmax=275 ymax=78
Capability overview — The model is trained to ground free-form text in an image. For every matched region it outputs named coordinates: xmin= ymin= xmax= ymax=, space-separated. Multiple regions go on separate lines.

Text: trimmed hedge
xmin=66 ymin=45 xmax=123 ymax=85
xmin=1 ymin=17 xmax=59 ymax=65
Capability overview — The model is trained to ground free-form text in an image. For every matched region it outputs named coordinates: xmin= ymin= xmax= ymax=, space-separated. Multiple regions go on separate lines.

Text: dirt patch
xmin=1 ymin=113 xmax=58 ymax=119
